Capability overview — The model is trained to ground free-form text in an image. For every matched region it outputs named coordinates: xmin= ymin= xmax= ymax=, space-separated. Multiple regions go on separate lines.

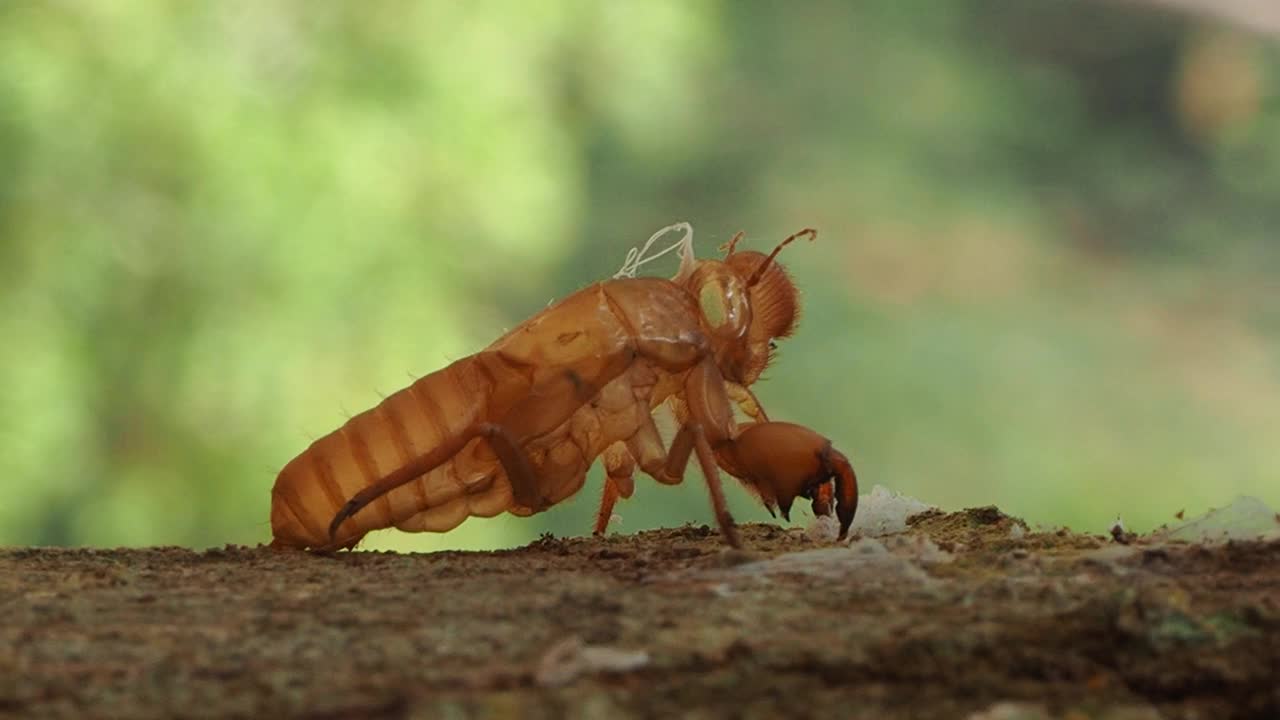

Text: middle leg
xmin=594 ymin=442 xmax=636 ymax=535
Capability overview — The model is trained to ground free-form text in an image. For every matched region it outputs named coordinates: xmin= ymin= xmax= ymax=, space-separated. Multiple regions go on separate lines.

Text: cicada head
xmin=682 ymin=229 xmax=813 ymax=385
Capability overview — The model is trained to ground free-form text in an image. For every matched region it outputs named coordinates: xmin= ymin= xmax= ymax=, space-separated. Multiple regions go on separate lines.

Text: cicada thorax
xmin=496 ymin=360 xmax=667 ymax=517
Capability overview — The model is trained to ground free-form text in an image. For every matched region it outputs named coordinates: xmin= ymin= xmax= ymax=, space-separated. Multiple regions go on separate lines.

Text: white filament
xmin=613 ymin=221 xmax=694 ymax=279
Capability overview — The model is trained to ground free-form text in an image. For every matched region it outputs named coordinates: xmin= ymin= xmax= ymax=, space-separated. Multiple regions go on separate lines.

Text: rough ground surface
xmin=3 ymin=507 xmax=1279 ymax=720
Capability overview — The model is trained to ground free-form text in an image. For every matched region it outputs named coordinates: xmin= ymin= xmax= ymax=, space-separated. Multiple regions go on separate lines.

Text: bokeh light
xmin=2 ymin=1 xmax=1277 ymax=551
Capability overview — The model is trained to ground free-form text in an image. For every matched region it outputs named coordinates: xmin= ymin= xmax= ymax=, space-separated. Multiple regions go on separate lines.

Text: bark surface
xmin=4 ymin=508 xmax=1278 ymax=719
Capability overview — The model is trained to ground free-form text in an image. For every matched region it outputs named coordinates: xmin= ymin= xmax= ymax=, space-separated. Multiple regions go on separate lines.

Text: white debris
xmin=846 ymin=484 xmax=936 ymax=537
xmin=805 ymin=513 xmax=841 ymax=543
xmin=535 ymin=636 xmax=650 ymax=688
xmin=803 ymin=485 xmax=937 ymax=542
xmin=804 ymin=484 xmax=935 ymax=542
xmin=1154 ymin=495 xmax=1280 ymax=544
xmin=1008 ymin=524 xmax=1026 ymax=540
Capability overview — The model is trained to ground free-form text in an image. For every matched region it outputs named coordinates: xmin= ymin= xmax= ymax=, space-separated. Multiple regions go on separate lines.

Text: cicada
xmin=269 ymin=224 xmax=857 ymax=551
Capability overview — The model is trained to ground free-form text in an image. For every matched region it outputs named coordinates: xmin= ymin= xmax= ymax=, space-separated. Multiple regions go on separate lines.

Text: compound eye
xmin=698 ymin=273 xmax=750 ymax=339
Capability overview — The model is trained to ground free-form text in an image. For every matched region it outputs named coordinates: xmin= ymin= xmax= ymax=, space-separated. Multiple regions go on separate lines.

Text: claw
xmin=810 ymin=480 xmax=834 ymax=518
xmin=824 ymin=445 xmax=859 ymax=539
xmin=717 ymin=421 xmax=859 ymax=539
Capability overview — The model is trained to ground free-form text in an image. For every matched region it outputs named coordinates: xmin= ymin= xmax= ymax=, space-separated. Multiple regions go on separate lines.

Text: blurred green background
xmin=3 ymin=1 xmax=1278 ymax=552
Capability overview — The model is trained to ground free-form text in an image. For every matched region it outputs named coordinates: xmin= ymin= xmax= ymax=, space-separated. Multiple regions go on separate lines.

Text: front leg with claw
xmin=715 ymin=421 xmax=859 ymax=539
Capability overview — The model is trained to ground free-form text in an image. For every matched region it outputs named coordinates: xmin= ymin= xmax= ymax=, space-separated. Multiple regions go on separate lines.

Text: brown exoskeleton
xmin=269 ymin=224 xmax=858 ymax=551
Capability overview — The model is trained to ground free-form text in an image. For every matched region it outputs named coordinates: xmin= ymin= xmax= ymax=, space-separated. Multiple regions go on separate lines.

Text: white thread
xmin=613 ymin=222 xmax=694 ymax=279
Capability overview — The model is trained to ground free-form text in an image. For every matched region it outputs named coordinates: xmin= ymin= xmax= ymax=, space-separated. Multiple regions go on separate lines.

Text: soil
xmin=3 ymin=507 xmax=1278 ymax=720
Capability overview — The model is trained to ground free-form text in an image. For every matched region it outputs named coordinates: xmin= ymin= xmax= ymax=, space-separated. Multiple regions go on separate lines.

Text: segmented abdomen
xmin=270 ymin=355 xmax=514 ymax=548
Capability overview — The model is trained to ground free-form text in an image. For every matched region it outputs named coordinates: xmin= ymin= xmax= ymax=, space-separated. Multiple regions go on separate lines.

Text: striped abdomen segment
xmin=270 ymin=353 xmax=522 ymax=549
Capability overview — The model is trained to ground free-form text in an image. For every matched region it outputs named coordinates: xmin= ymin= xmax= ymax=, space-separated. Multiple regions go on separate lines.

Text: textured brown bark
xmin=4 ymin=508 xmax=1278 ymax=719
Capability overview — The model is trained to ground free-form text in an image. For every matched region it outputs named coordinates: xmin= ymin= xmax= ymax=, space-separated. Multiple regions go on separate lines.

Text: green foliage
xmin=2 ymin=1 xmax=1277 ymax=550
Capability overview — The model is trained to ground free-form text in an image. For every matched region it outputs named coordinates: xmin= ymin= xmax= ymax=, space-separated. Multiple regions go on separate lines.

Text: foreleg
xmin=715 ymin=421 xmax=860 ymax=539
xmin=676 ymin=357 xmax=749 ymax=548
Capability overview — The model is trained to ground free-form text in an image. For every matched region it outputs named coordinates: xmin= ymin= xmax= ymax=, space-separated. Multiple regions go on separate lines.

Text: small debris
xmin=1009 ymin=524 xmax=1026 ymax=540
xmin=1109 ymin=517 xmax=1135 ymax=545
xmin=1175 ymin=509 xmax=1184 ymax=520
xmin=535 ymin=636 xmax=650 ymax=688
